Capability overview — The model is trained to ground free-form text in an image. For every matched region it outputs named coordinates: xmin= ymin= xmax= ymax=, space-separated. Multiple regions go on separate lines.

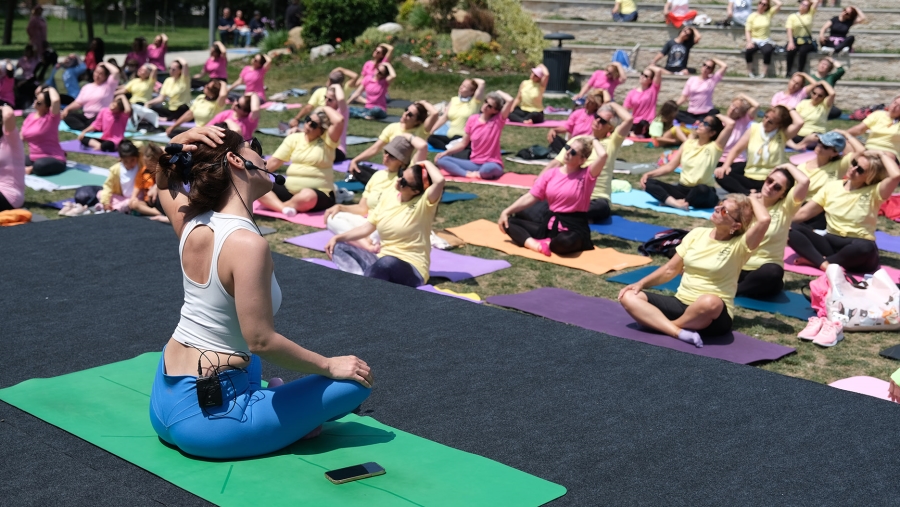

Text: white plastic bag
xmin=825 ymin=264 xmax=900 ymax=332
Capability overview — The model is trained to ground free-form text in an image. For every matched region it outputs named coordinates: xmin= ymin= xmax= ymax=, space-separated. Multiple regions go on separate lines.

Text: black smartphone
xmin=324 ymin=462 xmax=386 ymax=485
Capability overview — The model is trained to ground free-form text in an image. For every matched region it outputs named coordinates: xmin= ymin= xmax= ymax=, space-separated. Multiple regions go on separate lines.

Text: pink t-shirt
xmin=204 ymin=56 xmax=228 ymax=80
xmin=126 ymin=50 xmax=148 ymax=66
xmin=0 ymin=125 xmax=26 ymax=209
xmin=21 ymin=112 xmax=65 ymax=162
xmin=564 ymin=108 xmax=595 ymax=137
xmin=624 ymin=82 xmax=661 ymax=124
xmin=0 ymin=75 xmax=14 ymax=105
xmin=586 ymin=71 xmax=624 ymax=99
xmin=720 ymin=115 xmax=752 ymax=163
xmin=361 ymin=60 xmax=377 ymax=81
xmin=147 ymin=43 xmax=166 ymax=69
xmin=91 ymin=108 xmax=130 ymax=145
xmin=363 ymin=76 xmax=389 ymax=110
xmin=682 ymin=73 xmax=722 ymax=114
xmin=75 ymin=74 xmax=119 ymax=118
xmin=240 ymin=65 xmax=268 ymax=101
xmin=771 ymin=89 xmax=806 ymax=109
xmin=209 ymin=110 xmax=259 ymax=140
xmin=465 ymin=113 xmax=506 ymax=166
xmin=530 ymin=166 xmax=597 ymax=213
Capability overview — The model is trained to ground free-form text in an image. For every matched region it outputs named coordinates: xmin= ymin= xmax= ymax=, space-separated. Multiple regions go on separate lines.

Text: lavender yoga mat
xmin=333 ymin=161 xmax=387 ymax=173
xmin=286 ymin=230 xmax=511 ymax=282
xmin=876 ymin=231 xmax=900 ymax=254
xmin=486 ymin=288 xmax=795 ymax=365
xmin=60 ymin=139 xmax=119 ymax=157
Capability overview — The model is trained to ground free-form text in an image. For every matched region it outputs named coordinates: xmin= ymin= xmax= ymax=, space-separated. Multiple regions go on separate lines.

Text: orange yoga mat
xmin=447 ymin=219 xmax=651 ymax=275
xmin=439 ymin=171 xmax=537 ymax=189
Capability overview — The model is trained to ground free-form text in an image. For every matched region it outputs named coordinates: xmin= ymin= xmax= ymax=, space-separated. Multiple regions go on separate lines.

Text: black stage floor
xmin=2 ymin=213 xmax=900 ymax=506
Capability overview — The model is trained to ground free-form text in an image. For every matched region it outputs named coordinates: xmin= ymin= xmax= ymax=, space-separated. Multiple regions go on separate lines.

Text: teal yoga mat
xmin=607 ymin=266 xmax=816 ymax=320
xmin=0 ymin=353 xmax=565 ymax=507
xmin=611 ymin=190 xmax=713 ymax=219
xmin=37 ymin=168 xmax=108 ymax=187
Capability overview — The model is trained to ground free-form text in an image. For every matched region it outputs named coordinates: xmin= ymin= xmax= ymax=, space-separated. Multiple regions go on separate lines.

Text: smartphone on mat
xmin=325 ymin=462 xmax=386 ymax=485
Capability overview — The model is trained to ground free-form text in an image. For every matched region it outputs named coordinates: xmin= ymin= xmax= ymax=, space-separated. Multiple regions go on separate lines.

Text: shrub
xmin=426 ymin=0 xmax=459 ymax=32
xmin=397 ymin=0 xmax=416 ymax=24
xmin=486 ymin=0 xmax=544 ymax=64
xmin=302 ymin=0 xmax=399 ymax=47
xmin=258 ymin=30 xmax=289 ymax=54
xmin=408 ymin=4 xmax=434 ymax=30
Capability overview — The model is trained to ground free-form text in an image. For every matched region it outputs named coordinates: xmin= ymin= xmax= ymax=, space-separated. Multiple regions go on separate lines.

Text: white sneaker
xmin=281 ymin=207 xmax=297 ymax=217
xmin=819 ymin=46 xmax=834 ymax=55
xmin=334 ymin=186 xmax=355 ymax=204
xmin=840 ymin=47 xmax=850 ymax=55
xmin=748 ymin=73 xmax=757 ymax=78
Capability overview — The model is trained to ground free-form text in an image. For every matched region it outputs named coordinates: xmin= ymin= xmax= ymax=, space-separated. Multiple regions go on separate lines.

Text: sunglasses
xmin=715 ymin=202 xmax=735 ymax=221
xmin=699 ymin=120 xmax=712 ymax=128
xmin=850 ymin=158 xmax=866 ymax=175
xmin=485 ymin=102 xmax=498 ymax=111
xmin=764 ymin=177 xmax=783 ymax=192
xmin=563 ymin=144 xmax=579 ymax=157
xmin=305 ymin=116 xmax=320 ymax=130
xmin=702 ymin=63 xmax=714 ymax=69
xmin=641 ymin=73 xmax=652 ymax=79
xmin=593 ymin=114 xmax=609 ymax=125
xmin=404 ymin=109 xmax=416 ymax=117
xmin=34 ymin=101 xmax=45 ymax=106
xmin=244 ymin=137 xmax=263 ymax=156
xmin=811 ymin=92 xmax=825 ymax=98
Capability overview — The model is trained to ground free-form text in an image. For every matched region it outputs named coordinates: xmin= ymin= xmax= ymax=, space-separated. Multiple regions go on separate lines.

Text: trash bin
xmin=543 ymin=33 xmax=575 ymax=94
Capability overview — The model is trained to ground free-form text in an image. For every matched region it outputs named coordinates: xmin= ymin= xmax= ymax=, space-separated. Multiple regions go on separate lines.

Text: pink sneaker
xmin=813 ymin=320 xmax=844 ymax=348
xmin=797 ymin=316 xmax=824 ymax=341
xmin=537 ymin=238 xmax=552 ymax=257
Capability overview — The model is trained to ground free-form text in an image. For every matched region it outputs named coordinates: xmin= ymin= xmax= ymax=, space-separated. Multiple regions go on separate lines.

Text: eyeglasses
xmin=305 ymin=116 xmax=320 ymax=130
xmin=244 ymin=137 xmax=263 ymax=156
xmin=764 ymin=177 xmax=783 ymax=192
xmin=715 ymin=202 xmax=735 ymax=221
xmin=563 ymin=144 xmax=579 ymax=157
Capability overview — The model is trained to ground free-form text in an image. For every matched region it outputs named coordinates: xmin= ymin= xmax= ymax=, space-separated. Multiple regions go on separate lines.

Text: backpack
xmin=638 ymin=229 xmax=688 ymax=258
xmin=515 ymin=145 xmax=552 ymax=160
xmin=849 ymin=103 xmax=884 ymax=122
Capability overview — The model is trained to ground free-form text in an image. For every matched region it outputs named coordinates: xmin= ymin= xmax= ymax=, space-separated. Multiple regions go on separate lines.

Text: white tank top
xmin=172 ymin=211 xmax=282 ymax=354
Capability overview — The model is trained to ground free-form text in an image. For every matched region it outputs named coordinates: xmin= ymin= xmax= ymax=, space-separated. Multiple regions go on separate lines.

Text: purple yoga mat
xmin=876 ymin=231 xmax=900 ymax=255
xmin=286 ymin=231 xmax=510 ymax=282
xmin=486 ymin=288 xmax=795 ymax=365
xmin=60 ymin=139 xmax=119 ymax=157
xmin=333 ymin=160 xmax=387 ymax=173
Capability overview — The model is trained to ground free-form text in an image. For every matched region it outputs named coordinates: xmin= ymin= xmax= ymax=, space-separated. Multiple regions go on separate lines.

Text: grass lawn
xmin=20 ymin=50 xmax=900 ymax=387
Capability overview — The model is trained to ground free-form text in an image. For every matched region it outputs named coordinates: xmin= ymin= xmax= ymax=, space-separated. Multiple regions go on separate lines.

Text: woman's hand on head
xmin=326 ymin=355 xmax=373 ymax=388
xmin=171 ymin=125 xmax=226 ymax=150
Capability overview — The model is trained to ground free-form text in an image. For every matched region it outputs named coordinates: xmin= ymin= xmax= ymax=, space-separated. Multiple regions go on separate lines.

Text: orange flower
xmin=336 ymin=37 xmax=342 ymax=43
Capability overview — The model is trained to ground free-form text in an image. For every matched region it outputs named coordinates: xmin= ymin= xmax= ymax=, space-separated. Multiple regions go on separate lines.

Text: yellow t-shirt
xmin=519 ymin=79 xmax=543 ymax=113
xmin=445 ymin=96 xmax=481 ymax=138
xmin=124 ymin=78 xmax=154 ymax=104
xmin=863 ymin=110 xmax=900 ymax=157
xmin=617 ymin=0 xmax=637 ymax=15
xmin=160 ymin=77 xmax=191 ymax=111
xmin=745 ymin=187 xmax=803 ymax=270
xmin=799 ymin=154 xmax=852 ymax=196
xmin=679 ymin=138 xmax=722 ymax=187
xmin=746 ymin=10 xmax=776 ymax=40
xmin=675 ymin=227 xmax=753 ymax=318
xmin=378 ymin=122 xmax=427 ymax=145
xmin=272 ymin=132 xmax=338 ymax=194
xmin=786 ymin=9 xmax=817 ymax=40
xmin=744 ymin=122 xmax=787 ymax=180
xmin=367 ymin=193 xmax=439 ymax=281
xmin=811 ymin=179 xmax=884 ymax=240
xmin=190 ymin=96 xmax=224 ymax=127
xmin=361 ymin=169 xmax=398 ymax=210
xmin=554 ymin=131 xmax=625 ymax=200
xmin=796 ymin=99 xmax=829 ymax=137
xmin=307 ymin=87 xmax=327 ymax=108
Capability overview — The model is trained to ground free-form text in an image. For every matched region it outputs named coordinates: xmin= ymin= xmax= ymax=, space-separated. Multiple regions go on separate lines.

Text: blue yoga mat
xmin=611 ymin=190 xmax=713 ymax=219
xmin=607 ymin=265 xmax=816 ymax=320
xmin=590 ymin=215 xmax=668 ymax=243
xmin=335 ymin=180 xmax=365 ymax=192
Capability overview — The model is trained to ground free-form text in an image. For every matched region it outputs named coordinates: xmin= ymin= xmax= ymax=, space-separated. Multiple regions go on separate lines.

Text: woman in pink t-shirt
xmin=770 ymin=72 xmax=815 ymax=109
xmin=126 ymin=37 xmax=149 ymax=66
xmin=192 ymin=42 xmax=228 ymax=88
xmin=347 ymin=62 xmax=395 ymax=120
xmin=434 ymin=91 xmax=514 ymax=180
xmin=719 ymin=94 xmax=760 ymax=170
xmin=229 ymin=54 xmax=271 ymax=102
xmin=574 ymin=62 xmax=627 ymax=101
xmin=624 ymin=65 xmax=664 ymax=137
xmin=209 ymin=94 xmax=261 ymax=140
xmin=358 ymin=44 xmax=394 ymax=88
xmin=0 ymin=61 xmax=15 ymax=106
xmin=676 ymin=58 xmax=727 ymax=125
xmin=27 ymin=6 xmax=47 ymax=57
xmin=22 ymin=87 xmax=66 ymax=176
xmin=498 ymin=137 xmax=608 ymax=256
xmin=547 ymin=91 xmax=605 ymax=152
xmin=61 ymin=62 xmax=120 ymax=130
xmin=0 ymin=105 xmax=25 ymax=211
xmin=78 ymin=94 xmax=132 ymax=152
xmin=147 ymin=34 xmax=168 ymax=69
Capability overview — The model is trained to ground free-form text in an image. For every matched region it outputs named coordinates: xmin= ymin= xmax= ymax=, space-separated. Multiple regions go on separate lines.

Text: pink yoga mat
xmin=829 ymin=376 xmax=892 ymax=402
xmin=789 ymin=151 xmax=817 ymax=165
xmin=783 ymin=246 xmax=900 ymax=282
xmin=261 ymin=102 xmax=304 ymax=109
xmin=252 ymin=201 xmax=325 ymax=228
xmin=439 ymin=170 xmax=537 ymax=189
xmin=158 ymin=120 xmax=196 ymax=128
xmin=506 ymin=120 xmax=567 ymax=128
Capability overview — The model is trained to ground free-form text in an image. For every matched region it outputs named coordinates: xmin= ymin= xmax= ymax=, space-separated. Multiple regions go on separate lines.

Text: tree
xmin=3 ymin=0 xmax=14 ymax=46
xmin=85 ymin=0 xmax=95 ymax=41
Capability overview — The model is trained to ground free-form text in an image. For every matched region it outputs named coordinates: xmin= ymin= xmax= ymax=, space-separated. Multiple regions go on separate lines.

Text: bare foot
xmin=670 ymin=198 xmax=690 ymax=210
xmin=523 ymin=119 xmax=533 ymax=125
xmin=465 ymin=171 xmax=482 ymax=179
xmin=149 ymin=215 xmax=171 ymax=224
xmin=792 ymin=256 xmax=817 ymax=267
xmin=25 ymin=166 xmax=33 ymax=175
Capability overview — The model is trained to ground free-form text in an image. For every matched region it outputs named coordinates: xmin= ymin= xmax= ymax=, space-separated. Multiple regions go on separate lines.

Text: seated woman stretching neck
xmin=434 ymin=90 xmax=514 ymax=180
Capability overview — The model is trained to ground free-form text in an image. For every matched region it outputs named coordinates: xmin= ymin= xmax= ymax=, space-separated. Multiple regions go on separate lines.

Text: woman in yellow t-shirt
xmin=845 ymin=95 xmax=900 ymax=158
xmin=427 ymin=78 xmax=486 ymax=150
xmin=117 ymin=63 xmax=157 ymax=105
xmin=325 ymin=161 xmax=445 ymax=287
xmin=789 ymin=151 xmax=900 ymax=273
xmin=257 ymin=106 xmax=345 ymax=214
xmin=641 ymin=113 xmax=735 ymax=210
xmin=612 ymin=0 xmax=638 ymax=22
xmin=744 ymin=0 xmax=783 ymax=78
xmin=737 ymin=163 xmax=809 ymax=299
xmin=619 ymin=193 xmax=771 ymax=347
xmin=785 ymin=0 xmax=821 ymax=76
xmin=795 ymin=130 xmax=864 ymax=229
xmin=717 ymin=105 xmax=804 ymax=194
xmin=509 ymin=64 xmax=549 ymax=124
xmin=146 ymin=58 xmax=191 ymax=120
xmin=787 ymin=81 xmax=836 ymax=150
xmin=165 ymin=80 xmax=228 ymax=138
xmin=348 ymin=101 xmax=438 ymax=176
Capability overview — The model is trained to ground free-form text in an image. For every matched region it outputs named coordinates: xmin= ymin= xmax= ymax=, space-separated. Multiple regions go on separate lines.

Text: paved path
xmin=105 ymin=47 xmax=259 ymax=68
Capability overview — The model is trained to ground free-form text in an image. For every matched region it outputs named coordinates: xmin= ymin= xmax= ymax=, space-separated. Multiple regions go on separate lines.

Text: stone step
xmin=526 ymin=0 xmax=900 ymax=30
xmin=567 ymin=44 xmax=900 ymax=82
xmin=582 ymin=0 xmax=897 ymax=9
xmin=536 ymin=18 xmax=899 ymax=53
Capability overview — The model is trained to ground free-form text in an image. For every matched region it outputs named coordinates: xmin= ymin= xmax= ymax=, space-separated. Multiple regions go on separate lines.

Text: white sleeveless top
xmin=172 ymin=211 xmax=282 ymax=354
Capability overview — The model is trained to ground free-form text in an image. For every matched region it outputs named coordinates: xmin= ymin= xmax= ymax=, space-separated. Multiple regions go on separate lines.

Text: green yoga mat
xmin=0 ymin=353 xmax=565 ymax=507
xmin=38 ymin=169 xmax=108 ymax=187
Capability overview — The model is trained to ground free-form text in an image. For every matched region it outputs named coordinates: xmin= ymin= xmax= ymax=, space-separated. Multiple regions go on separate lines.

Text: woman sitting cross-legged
xmin=787 ymin=81 xmax=836 ymax=151
xmin=348 ymin=101 xmax=438 ymax=179
xmin=788 ymin=151 xmax=900 ymax=274
xmin=325 ymin=161 xmax=445 ymax=288
xmin=737 ymin=163 xmax=809 ymax=299
xmin=641 ymin=113 xmax=735 ymax=210
xmin=548 ymin=91 xmax=606 ymax=152
xmin=619 ymin=193 xmax=771 ymax=347
xmin=78 ymin=94 xmax=131 ymax=152
xmin=347 ymin=62 xmax=395 ymax=121
xmin=22 ymin=86 xmax=66 ymax=176
xmin=165 ymin=79 xmax=228 ymax=137
xmin=498 ymin=138 xmax=608 ymax=256
xmin=427 ymin=78 xmax=486 ymax=151
xmin=434 ymin=91 xmax=514 ymax=180
xmin=145 ymin=58 xmax=192 ymax=121
xmin=508 ymin=64 xmax=549 ymax=124
xmin=257 ymin=106 xmax=344 ymax=215
xmin=796 ymin=130 xmax=864 ymax=228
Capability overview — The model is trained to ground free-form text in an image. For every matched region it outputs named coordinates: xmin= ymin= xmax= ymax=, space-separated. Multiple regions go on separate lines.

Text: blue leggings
xmin=149 ymin=349 xmax=371 ymax=459
xmin=437 ymin=156 xmax=504 ymax=180
xmin=332 ymin=243 xmax=425 ymax=287
xmin=348 ymin=106 xmax=387 ymax=120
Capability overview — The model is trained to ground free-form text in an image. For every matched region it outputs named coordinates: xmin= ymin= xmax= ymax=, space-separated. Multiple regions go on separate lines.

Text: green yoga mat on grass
xmin=38 ymin=168 xmax=108 ymax=187
xmin=0 ymin=353 xmax=565 ymax=507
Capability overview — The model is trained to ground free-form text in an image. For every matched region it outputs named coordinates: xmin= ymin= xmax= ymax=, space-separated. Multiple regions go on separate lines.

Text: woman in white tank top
xmin=148 ymin=125 xmax=373 ymax=459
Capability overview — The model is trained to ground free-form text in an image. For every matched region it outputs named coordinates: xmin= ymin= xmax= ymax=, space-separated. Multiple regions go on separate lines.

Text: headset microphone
xmin=244 ymin=159 xmax=286 ymax=185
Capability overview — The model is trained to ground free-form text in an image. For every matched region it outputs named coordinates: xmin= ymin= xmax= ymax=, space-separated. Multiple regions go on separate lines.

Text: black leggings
xmin=0 ymin=191 xmax=13 ymax=211
xmin=788 ymin=222 xmax=880 ymax=273
xmin=786 ymin=43 xmax=817 ymax=76
xmin=517 ymin=198 xmax=610 ymax=224
xmin=25 ymin=156 xmax=66 ymax=177
xmin=508 ymin=107 xmax=544 ymax=124
xmin=737 ymin=264 xmax=785 ymax=299
xmin=675 ymin=108 xmax=718 ymax=126
xmin=63 ymin=112 xmax=95 ymax=131
xmin=644 ymin=179 xmax=718 ymax=209
xmin=80 ymin=137 xmax=117 ymax=152
xmin=427 ymin=134 xmax=461 ymax=151
xmin=151 ymin=104 xmax=190 ymax=121
xmin=504 ymin=216 xmax=591 ymax=255
xmin=272 ymin=184 xmax=336 ymax=212
xmin=715 ymin=162 xmax=763 ymax=195
xmin=745 ymin=43 xmax=775 ymax=65
xmin=644 ymin=292 xmax=733 ymax=338
xmin=823 ymin=35 xmax=855 ymax=53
